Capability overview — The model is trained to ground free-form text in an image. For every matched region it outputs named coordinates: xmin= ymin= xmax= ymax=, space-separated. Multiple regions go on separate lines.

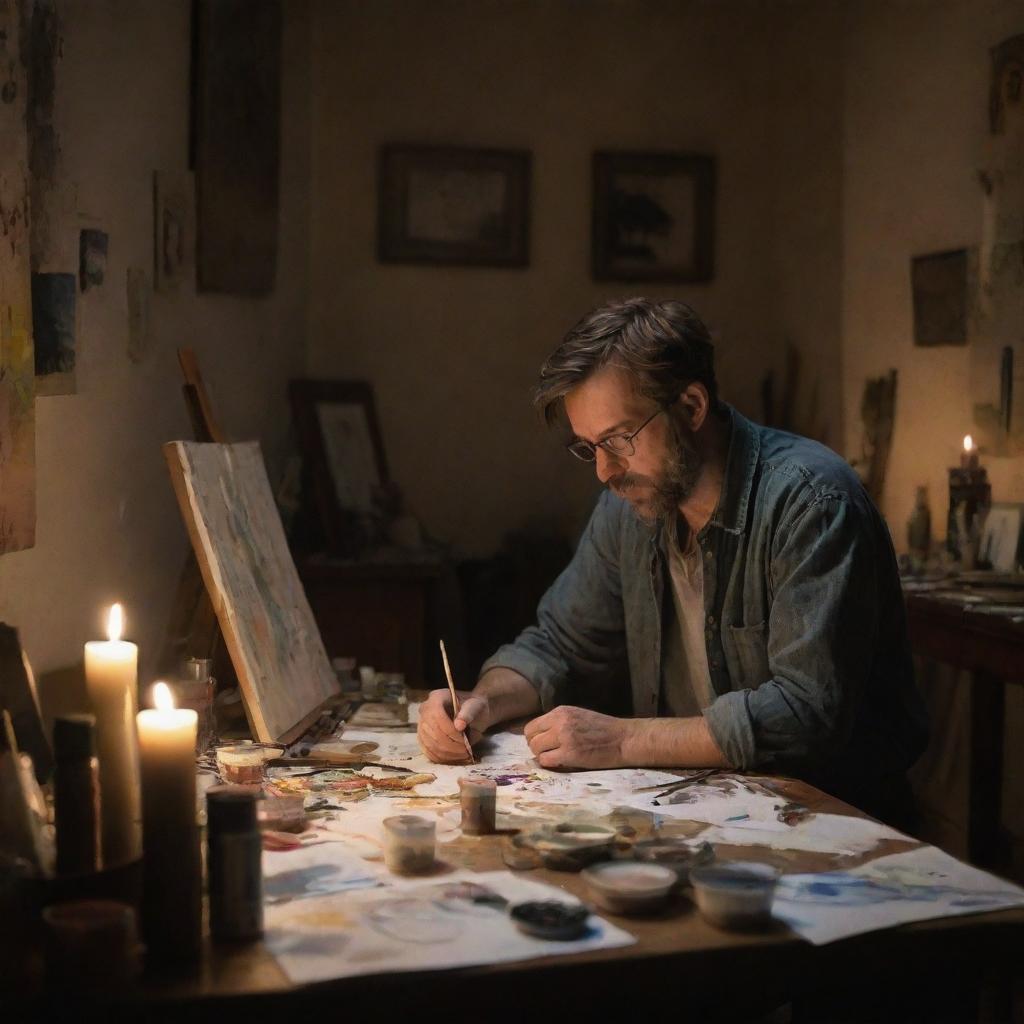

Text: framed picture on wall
xmin=377 ymin=144 xmax=531 ymax=267
xmin=592 ymin=151 xmax=715 ymax=283
xmin=289 ymin=379 xmax=390 ymax=555
xmin=979 ymin=501 xmax=1024 ymax=572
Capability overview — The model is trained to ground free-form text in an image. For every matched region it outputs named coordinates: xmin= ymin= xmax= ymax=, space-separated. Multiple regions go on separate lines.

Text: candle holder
xmin=947 ymin=466 xmax=991 ymax=561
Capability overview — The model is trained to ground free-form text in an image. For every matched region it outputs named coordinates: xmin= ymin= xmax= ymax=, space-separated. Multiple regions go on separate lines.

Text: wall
xmin=0 ymin=0 xmax=311 ymax=685
xmin=841 ymin=0 xmax=1024 ymax=859
xmin=306 ymin=0 xmax=845 ymax=557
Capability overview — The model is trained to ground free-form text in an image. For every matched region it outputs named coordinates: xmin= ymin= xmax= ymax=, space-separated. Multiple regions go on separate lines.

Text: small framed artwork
xmin=979 ymin=501 xmax=1024 ymax=572
xmin=378 ymin=145 xmax=531 ymax=267
xmin=289 ymin=380 xmax=390 ymax=555
xmin=592 ymin=151 xmax=715 ymax=283
xmin=911 ymin=248 xmax=970 ymax=347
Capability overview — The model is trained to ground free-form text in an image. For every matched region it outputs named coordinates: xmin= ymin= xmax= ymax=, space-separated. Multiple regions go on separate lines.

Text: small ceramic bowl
xmin=582 ymin=861 xmax=677 ymax=915
xmin=509 ymin=900 xmax=590 ymax=941
xmin=690 ymin=862 xmax=780 ymax=931
xmin=215 ymin=742 xmax=284 ymax=785
xmin=520 ymin=823 xmax=618 ymax=872
xmin=633 ymin=838 xmax=714 ymax=888
xmin=257 ymin=793 xmax=307 ymax=833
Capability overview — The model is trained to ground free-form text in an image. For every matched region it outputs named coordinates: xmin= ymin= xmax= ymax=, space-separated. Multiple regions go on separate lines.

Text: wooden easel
xmin=156 ymin=349 xmax=233 ymax=680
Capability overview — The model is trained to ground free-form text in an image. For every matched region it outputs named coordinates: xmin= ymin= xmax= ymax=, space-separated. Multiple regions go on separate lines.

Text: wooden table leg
xmin=968 ymin=670 xmax=1005 ymax=868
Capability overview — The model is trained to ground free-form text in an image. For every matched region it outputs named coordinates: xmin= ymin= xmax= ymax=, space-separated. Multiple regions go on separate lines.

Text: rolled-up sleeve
xmin=703 ymin=494 xmax=877 ymax=770
xmin=479 ymin=491 xmax=627 ymax=712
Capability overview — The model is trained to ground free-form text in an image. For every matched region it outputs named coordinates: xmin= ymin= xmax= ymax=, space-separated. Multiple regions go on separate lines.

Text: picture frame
xmin=979 ymin=501 xmax=1024 ymax=572
xmin=592 ymin=150 xmax=715 ymax=283
xmin=289 ymin=380 xmax=390 ymax=555
xmin=911 ymin=248 xmax=970 ymax=347
xmin=378 ymin=144 xmax=531 ymax=267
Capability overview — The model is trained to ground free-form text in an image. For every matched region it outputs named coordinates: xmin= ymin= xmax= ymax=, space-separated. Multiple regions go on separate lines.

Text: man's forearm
xmin=621 ymin=715 xmax=731 ymax=769
xmin=473 ymin=667 xmax=542 ymax=730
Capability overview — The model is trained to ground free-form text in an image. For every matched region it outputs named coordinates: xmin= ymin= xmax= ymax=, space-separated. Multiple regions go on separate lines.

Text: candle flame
xmin=153 ymin=681 xmax=175 ymax=712
xmin=107 ymin=603 xmax=124 ymax=642
xmin=964 ymin=434 xmax=974 ymax=452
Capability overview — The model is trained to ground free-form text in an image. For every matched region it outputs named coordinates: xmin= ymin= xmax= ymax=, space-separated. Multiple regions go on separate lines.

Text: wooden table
xmin=14 ymin=774 xmax=1024 ymax=1022
xmin=904 ymin=590 xmax=1024 ymax=867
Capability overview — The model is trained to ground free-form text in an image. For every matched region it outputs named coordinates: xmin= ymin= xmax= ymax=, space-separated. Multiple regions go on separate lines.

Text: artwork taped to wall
xmin=79 ymin=229 xmax=108 ymax=291
xmin=153 ymin=172 xmax=195 ymax=293
xmin=194 ymin=0 xmax=281 ymax=294
xmin=0 ymin=2 xmax=35 ymax=554
xmin=378 ymin=145 xmax=531 ymax=267
xmin=32 ymin=272 xmax=76 ymax=396
xmin=164 ymin=440 xmax=339 ymax=743
xmin=592 ymin=151 xmax=715 ymax=283
xmin=911 ymin=249 xmax=970 ymax=347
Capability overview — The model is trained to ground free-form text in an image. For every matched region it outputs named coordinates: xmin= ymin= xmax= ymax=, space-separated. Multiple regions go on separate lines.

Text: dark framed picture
xmin=911 ymin=248 xmax=969 ymax=347
xmin=378 ymin=145 xmax=531 ymax=267
xmin=592 ymin=151 xmax=715 ymax=283
xmin=289 ymin=379 xmax=390 ymax=554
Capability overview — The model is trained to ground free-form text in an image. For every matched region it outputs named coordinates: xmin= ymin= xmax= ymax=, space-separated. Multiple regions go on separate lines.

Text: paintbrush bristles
xmin=439 ymin=639 xmax=474 ymax=764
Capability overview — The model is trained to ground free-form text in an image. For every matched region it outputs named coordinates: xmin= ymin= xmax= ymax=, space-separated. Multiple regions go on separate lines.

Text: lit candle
xmin=84 ymin=603 xmax=141 ymax=867
xmin=961 ymin=434 xmax=980 ymax=471
xmin=138 ymin=681 xmax=201 ymax=962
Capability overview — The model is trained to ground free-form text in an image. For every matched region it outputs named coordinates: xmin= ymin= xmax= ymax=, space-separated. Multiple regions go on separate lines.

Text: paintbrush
xmin=440 ymin=639 xmax=475 ymax=764
xmin=634 ymin=768 xmax=719 ymax=800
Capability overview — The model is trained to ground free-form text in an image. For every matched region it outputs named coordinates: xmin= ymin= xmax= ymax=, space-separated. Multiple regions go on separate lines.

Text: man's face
xmin=564 ymin=365 xmax=702 ymax=523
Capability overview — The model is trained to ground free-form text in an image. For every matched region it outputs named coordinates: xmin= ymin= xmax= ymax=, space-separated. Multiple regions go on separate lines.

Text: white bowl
xmin=690 ymin=861 xmax=779 ymax=930
xmin=582 ymin=861 xmax=677 ymax=915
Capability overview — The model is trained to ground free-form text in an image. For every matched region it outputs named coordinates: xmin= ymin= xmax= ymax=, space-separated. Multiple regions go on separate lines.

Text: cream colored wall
xmin=842 ymin=0 xmax=1024 ymax=546
xmin=306 ymin=0 xmax=844 ymax=556
xmin=0 ymin=0 xmax=311 ymax=680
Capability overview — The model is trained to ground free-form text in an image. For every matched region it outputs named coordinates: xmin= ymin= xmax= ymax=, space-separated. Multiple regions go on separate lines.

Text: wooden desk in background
xmin=298 ymin=556 xmax=445 ymax=685
xmin=905 ymin=590 xmax=1024 ymax=868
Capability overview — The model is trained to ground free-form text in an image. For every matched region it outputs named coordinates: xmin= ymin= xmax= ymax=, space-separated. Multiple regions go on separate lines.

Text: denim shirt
xmin=480 ymin=406 xmax=928 ymax=792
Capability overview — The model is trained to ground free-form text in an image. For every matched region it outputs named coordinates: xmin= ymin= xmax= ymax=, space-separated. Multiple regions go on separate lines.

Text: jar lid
xmin=207 ymin=784 xmax=259 ymax=832
xmin=53 ymin=714 xmax=97 ymax=759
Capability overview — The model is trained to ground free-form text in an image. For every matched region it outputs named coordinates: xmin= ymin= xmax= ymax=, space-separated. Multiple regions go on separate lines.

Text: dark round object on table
xmin=509 ymin=900 xmax=590 ymax=941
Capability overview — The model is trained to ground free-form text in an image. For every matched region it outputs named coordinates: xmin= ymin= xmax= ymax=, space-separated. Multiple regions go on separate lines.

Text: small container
xmin=215 ymin=742 xmax=281 ymax=785
xmin=207 ymin=786 xmax=263 ymax=942
xmin=459 ymin=777 xmax=497 ymax=835
xmin=380 ymin=673 xmax=407 ymax=703
xmin=382 ymin=814 xmax=436 ymax=875
xmin=257 ymin=792 xmax=307 ymax=833
xmin=332 ymin=656 xmax=360 ymax=693
xmin=42 ymin=900 xmax=141 ymax=993
xmin=359 ymin=665 xmax=378 ymax=701
xmin=509 ymin=900 xmax=589 ymax=941
xmin=582 ymin=861 xmax=676 ymax=915
xmin=175 ymin=658 xmax=217 ymax=754
xmin=633 ymin=837 xmax=714 ymax=888
xmin=690 ymin=861 xmax=779 ymax=931
xmin=53 ymin=714 xmax=102 ymax=876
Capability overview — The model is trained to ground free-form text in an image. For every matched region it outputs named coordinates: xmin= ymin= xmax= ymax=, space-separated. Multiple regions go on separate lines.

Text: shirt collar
xmin=705 ymin=403 xmax=760 ymax=536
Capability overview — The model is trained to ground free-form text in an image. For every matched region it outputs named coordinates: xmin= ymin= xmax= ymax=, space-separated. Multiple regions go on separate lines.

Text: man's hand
xmin=524 ymin=705 xmax=631 ymax=769
xmin=417 ymin=688 xmax=490 ymax=764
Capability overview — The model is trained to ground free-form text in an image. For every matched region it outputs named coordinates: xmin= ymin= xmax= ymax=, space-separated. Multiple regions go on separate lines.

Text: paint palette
xmin=508 ymin=900 xmax=590 ymax=941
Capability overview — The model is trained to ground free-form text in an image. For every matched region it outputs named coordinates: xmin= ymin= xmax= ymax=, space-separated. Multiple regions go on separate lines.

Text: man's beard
xmin=611 ymin=418 xmax=702 ymax=524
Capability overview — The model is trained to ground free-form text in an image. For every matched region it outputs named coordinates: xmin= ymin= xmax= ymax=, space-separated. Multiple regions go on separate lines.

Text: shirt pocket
xmin=725 ymin=621 xmax=770 ymax=688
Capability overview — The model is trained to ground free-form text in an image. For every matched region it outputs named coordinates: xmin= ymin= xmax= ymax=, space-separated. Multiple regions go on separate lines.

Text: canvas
xmin=164 ymin=441 xmax=338 ymax=742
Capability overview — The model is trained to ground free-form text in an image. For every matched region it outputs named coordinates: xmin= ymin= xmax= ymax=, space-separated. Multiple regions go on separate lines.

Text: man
xmin=419 ymin=298 xmax=927 ymax=823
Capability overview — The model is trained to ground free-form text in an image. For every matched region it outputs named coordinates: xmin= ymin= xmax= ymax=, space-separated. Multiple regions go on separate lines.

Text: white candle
xmin=84 ymin=603 xmax=141 ymax=867
xmin=138 ymin=682 xmax=201 ymax=960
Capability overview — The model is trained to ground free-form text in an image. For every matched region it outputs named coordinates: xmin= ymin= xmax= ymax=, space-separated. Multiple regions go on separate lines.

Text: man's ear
xmin=674 ymin=382 xmax=710 ymax=432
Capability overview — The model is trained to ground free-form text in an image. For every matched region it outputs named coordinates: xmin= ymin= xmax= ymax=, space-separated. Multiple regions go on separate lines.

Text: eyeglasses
xmin=566 ymin=408 xmax=664 ymax=462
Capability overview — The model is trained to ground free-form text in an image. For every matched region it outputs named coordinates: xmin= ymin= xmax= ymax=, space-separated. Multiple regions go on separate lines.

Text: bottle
xmin=54 ymin=714 xmax=102 ymax=876
xmin=907 ymin=486 xmax=931 ymax=568
xmin=206 ymin=785 xmax=263 ymax=941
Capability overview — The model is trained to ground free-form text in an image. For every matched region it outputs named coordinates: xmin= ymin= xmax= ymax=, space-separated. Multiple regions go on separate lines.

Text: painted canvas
xmin=31 ymin=272 xmax=75 ymax=380
xmin=164 ymin=441 xmax=338 ymax=742
xmin=79 ymin=229 xmax=108 ymax=291
xmin=0 ymin=0 xmax=36 ymax=553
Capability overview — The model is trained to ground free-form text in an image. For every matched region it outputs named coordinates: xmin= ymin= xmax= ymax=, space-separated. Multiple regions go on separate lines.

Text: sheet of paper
xmin=263 ymin=841 xmax=382 ymax=901
xmin=697 ymin=813 xmax=911 ymax=854
xmin=265 ymin=869 xmax=635 ymax=984
xmin=773 ymin=845 xmax=1024 ymax=945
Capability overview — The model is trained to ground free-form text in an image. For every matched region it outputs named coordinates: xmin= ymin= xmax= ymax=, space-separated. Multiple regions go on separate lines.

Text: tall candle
xmin=961 ymin=434 xmax=980 ymax=471
xmin=84 ymin=603 xmax=141 ymax=867
xmin=138 ymin=682 xmax=201 ymax=962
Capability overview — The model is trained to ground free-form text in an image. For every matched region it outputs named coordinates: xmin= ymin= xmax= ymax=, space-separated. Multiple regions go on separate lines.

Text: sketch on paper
xmin=153 ymin=171 xmax=195 ymax=293
xmin=164 ymin=441 xmax=338 ymax=742
xmin=79 ymin=229 xmax=108 ymax=291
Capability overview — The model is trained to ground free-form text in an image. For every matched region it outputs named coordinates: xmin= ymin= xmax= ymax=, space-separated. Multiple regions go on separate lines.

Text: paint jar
xmin=382 ymin=814 xmax=436 ymax=875
xmin=174 ymin=658 xmax=217 ymax=754
xmin=380 ymin=673 xmax=407 ymax=704
xmin=458 ymin=777 xmax=496 ymax=835
xmin=359 ymin=665 xmax=378 ymax=701
xmin=53 ymin=714 xmax=102 ymax=876
xmin=207 ymin=785 xmax=263 ymax=942
xmin=215 ymin=742 xmax=280 ymax=785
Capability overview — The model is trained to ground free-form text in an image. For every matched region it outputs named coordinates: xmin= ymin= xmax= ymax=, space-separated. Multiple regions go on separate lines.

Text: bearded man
xmin=418 ymin=298 xmax=928 ymax=824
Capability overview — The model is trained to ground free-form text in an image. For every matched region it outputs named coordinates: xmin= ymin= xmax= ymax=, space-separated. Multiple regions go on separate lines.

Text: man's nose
xmin=594 ymin=446 xmax=624 ymax=485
